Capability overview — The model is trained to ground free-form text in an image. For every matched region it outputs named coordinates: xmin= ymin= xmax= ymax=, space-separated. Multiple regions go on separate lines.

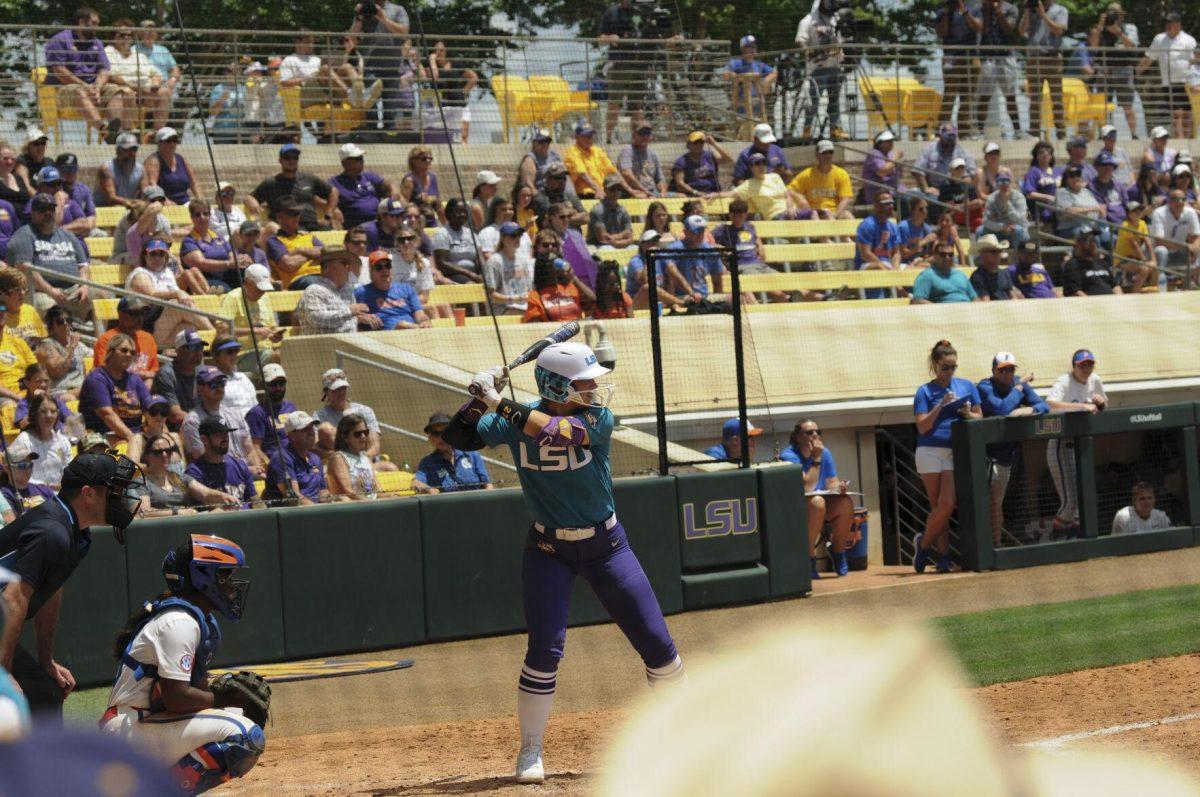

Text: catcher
xmin=99 ymin=534 xmax=270 ymax=794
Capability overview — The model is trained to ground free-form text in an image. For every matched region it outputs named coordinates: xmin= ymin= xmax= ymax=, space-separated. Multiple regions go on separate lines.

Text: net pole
xmin=645 ymin=251 xmax=669 ymax=477
xmin=728 ymin=245 xmax=749 ymax=469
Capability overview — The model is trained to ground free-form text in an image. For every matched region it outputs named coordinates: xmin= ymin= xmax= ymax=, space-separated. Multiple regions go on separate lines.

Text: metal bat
xmin=468 ymin=321 xmax=580 ymax=396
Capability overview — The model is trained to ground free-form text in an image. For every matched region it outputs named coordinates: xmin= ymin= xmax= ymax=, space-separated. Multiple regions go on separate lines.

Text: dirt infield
xmin=215 ymin=550 xmax=1200 ymax=795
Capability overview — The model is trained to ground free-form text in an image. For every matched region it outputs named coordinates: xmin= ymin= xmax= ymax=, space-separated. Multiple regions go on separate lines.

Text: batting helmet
xmin=163 ymin=535 xmax=250 ymax=621
xmin=534 ymin=342 xmax=615 ymax=408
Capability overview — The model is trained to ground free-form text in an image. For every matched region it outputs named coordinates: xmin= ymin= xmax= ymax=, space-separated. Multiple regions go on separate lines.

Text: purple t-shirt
xmin=67 ymin=182 xmax=96 ymax=216
xmin=330 ymin=171 xmax=388 ymax=229
xmin=2 ymin=483 xmax=57 ymax=516
xmin=1089 ymin=178 xmax=1127 ymax=224
xmin=185 ymin=455 xmax=258 ymax=505
xmin=237 ymin=245 xmax=269 ymax=267
xmin=1021 ymin=165 xmax=1063 ymax=222
xmin=1008 ymin=262 xmax=1058 ymax=298
xmin=672 ymin=151 xmax=721 ymax=193
xmin=362 ymin=219 xmax=396 ymax=251
xmin=711 ymin=221 xmax=763 ymax=265
xmin=44 ymin=29 xmax=109 ymax=84
xmin=15 ymin=395 xmax=73 ymax=431
xmin=265 ymin=442 xmax=326 ymax=501
xmin=153 ymin=152 xmax=192 ymax=205
xmin=733 ymin=144 xmax=790 ymax=181
xmin=23 ymin=196 xmax=85 ymax=227
xmin=244 ymin=399 xmax=297 ymax=456
xmin=862 ymin=147 xmax=899 ymax=202
xmin=0 ymin=200 xmax=16 ymax=260
xmin=180 ymin=231 xmax=233 ymax=261
xmin=79 ymin=366 xmax=152 ymax=433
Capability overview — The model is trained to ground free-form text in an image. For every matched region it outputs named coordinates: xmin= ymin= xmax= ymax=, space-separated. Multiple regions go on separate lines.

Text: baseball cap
xmin=575 ymin=123 xmax=596 ymax=137
xmin=752 ymin=123 xmax=776 ymax=143
xmin=25 ymin=127 xmax=48 ymax=144
xmin=476 ymin=170 xmax=502 ymax=186
xmin=143 ymin=238 xmax=169 ymax=254
xmin=683 ymin=214 xmax=707 ymax=233
xmin=992 ymin=352 xmax=1018 ymax=370
xmin=147 ymin=394 xmax=170 ymax=410
xmin=36 ymin=166 xmax=62 ymax=185
xmin=1063 ymin=165 xmax=1083 ymax=178
xmin=1124 ymin=199 xmax=1143 ymax=213
xmin=739 ymin=34 xmax=757 ymax=48
xmin=54 ymin=153 xmax=79 ymax=173
xmin=5 ymin=437 xmax=39 ymax=463
xmin=640 ymin=229 xmax=661 ymax=244
xmin=117 ymin=296 xmax=149 ymax=314
xmin=323 ymin=368 xmax=350 ymax=392
xmin=1017 ymin=239 xmax=1039 ymax=254
xmin=747 ymin=152 xmax=768 ymax=165
xmin=721 ymin=418 xmax=762 ymax=438
xmin=1173 ymin=163 xmax=1192 ymax=176
xmin=687 ymin=130 xmax=706 ymax=143
xmin=1178 ymin=151 xmax=1194 ymax=164
xmin=603 ymin=173 xmax=624 ymax=190
xmin=284 ymin=411 xmax=319 ymax=433
xmin=216 ymin=180 xmax=235 ymax=193
xmin=210 ymin=336 xmax=241 ymax=354
xmin=424 ymin=411 xmax=453 ymax=433
xmin=115 ymin=131 xmax=140 ymax=150
xmin=499 ymin=221 xmax=523 ymax=237
xmin=1073 ymin=350 xmax=1096 ymax=365
xmin=244 ymin=263 xmax=274 ymax=292
xmin=368 ymin=249 xmax=393 ymax=268
xmin=1100 ymin=124 xmax=1118 ymax=139
xmin=996 ymin=172 xmax=1013 ymax=184
xmin=816 ymin=139 xmax=835 ymax=154
xmin=1094 ymin=151 xmax=1117 ymax=167
xmin=239 ymin=219 xmax=262 ymax=235
xmin=378 ymin=197 xmax=405 ymax=216
xmin=196 ymin=365 xmax=226 ymax=386
xmin=949 ymin=157 xmax=967 ymax=170
xmin=243 ymin=61 xmax=267 ymax=75
xmin=1067 ymin=136 xmax=1088 ymax=149
xmin=61 ymin=452 xmax=130 ymax=489
xmin=874 ymin=129 xmax=896 ymax=143
xmin=545 ymin=163 xmax=567 ymax=178
xmin=174 ymin=329 xmax=205 ymax=349
xmin=938 ymin=122 xmax=957 ymax=139
xmin=984 ymin=141 xmax=1001 ymax=155
xmin=78 ymin=432 xmax=109 ymax=454
xmin=142 ymin=185 xmax=166 ymax=201
xmin=279 ymin=143 xmax=301 ymax=156
xmin=635 ymin=124 xmax=653 ymax=136
xmin=1075 ymin=224 xmax=1097 ymax=237
xmin=532 ymin=128 xmax=552 ymax=142
xmin=339 ymin=142 xmax=365 ymax=159
xmin=274 ymin=197 xmax=301 ymax=216
xmin=29 ymin=193 xmax=56 ymax=212
xmin=198 ymin=416 xmax=232 ymax=436
xmin=262 ymin=363 xmax=287 ymax=383
xmin=1151 ymin=126 xmax=1170 ymax=140
xmin=154 ymin=126 xmax=180 ymax=142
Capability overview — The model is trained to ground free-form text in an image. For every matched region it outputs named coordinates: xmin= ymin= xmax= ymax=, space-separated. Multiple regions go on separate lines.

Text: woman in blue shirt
xmin=912 ymin=340 xmax=981 ymax=573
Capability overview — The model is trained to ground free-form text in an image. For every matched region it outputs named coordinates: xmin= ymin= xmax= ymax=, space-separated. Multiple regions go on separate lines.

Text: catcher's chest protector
xmin=120 ymin=597 xmax=223 ymax=690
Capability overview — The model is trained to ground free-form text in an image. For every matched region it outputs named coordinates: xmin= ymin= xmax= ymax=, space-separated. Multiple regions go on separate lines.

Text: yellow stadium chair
xmin=83 ymin=356 xmax=93 ymax=371
xmin=762 ymin=242 xmax=856 ymax=264
xmin=93 ymin=298 xmax=119 ymax=323
xmin=463 ymin=314 xmax=522 ymax=326
xmin=89 ymin=264 xmax=127 ymax=286
xmin=160 ymin=205 xmax=191 ymax=226
xmin=96 ymin=207 xmax=125 ymax=230
xmin=192 ymin=295 xmax=223 ymax=315
xmin=1039 ymin=77 xmax=1113 ymax=136
xmin=198 ymin=329 xmax=216 ymax=344
xmin=428 ymin=283 xmax=487 ymax=305
xmin=376 ymin=469 xmax=415 ymax=495
xmin=64 ymin=398 xmax=79 ymax=413
xmin=265 ymin=291 xmax=302 ymax=314
xmin=491 ymin=75 xmax=542 ymax=141
xmin=320 ymin=230 xmax=346 ymax=247
xmin=34 ymin=67 xmax=93 ymax=146
xmin=527 ymin=75 xmax=596 ymax=126
xmin=88 ymin=238 xmax=114 ymax=260
xmin=279 ymin=84 xmax=365 ymax=134
xmin=857 ymin=74 xmax=940 ymax=140
xmin=430 ymin=317 xmax=455 ymax=328
xmin=253 ymin=480 xmax=265 ymax=496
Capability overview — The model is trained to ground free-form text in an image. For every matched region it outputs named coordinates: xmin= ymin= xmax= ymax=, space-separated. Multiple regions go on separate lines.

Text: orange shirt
xmin=590 ymin=293 xmax=632 ymax=319
xmin=523 ymin=283 xmax=583 ymax=323
xmin=94 ymin=328 xmax=159 ymax=377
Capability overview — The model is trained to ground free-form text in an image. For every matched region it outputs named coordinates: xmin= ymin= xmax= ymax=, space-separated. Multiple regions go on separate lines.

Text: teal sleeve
xmin=476 ymin=413 xmax=513 ymax=447
xmin=579 ymin=408 xmax=614 ymax=451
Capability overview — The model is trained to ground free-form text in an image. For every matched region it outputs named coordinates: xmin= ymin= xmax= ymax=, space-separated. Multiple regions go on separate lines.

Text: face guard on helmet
xmin=62 ymin=450 xmax=145 ymax=543
xmin=162 ymin=534 xmax=250 ymax=621
xmin=533 ymin=342 xmax=615 ymax=408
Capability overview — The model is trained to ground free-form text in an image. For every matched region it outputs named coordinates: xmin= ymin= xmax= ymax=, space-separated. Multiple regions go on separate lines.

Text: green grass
xmin=64 ymin=686 xmax=110 ymax=727
xmin=935 ymin=583 xmax=1200 ymax=686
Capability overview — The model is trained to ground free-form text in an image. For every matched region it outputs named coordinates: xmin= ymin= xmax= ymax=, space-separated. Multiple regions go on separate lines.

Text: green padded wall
xmin=124 ymin=513 xmax=285 ymax=668
xmin=756 ymin=467 xmax=811 ymax=597
xmin=611 ymin=476 xmax=683 ymax=615
xmin=675 ymin=470 xmax=763 ymax=571
xmin=277 ymin=501 xmax=425 ymax=658
xmin=681 ymin=565 xmax=771 ymax=610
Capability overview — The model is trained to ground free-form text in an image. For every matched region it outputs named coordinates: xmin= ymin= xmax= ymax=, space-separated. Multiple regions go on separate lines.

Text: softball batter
xmin=443 ymin=342 xmax=684 ymax=784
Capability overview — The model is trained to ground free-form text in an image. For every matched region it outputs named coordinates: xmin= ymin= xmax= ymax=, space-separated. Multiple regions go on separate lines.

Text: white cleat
xmin=515 ymin=745 xmax=545 ymax=784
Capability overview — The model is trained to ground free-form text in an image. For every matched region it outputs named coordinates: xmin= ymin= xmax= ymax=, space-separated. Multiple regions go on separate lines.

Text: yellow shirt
xmin=1114 ymin=217 xmax=1148 ymax=263
xmin=563 ymin=144 xmax=617 ymax=198
xmin=0 ymin=327 xmax=36 ymax=396
xmin=219 ymin=288 xmax=279 ymax=348
xmin=787 ymin=165 xmax=853 ymax=212
xmin=268 ymin=231 xmax=323 ymax=290
xmin=4 ymin=305 xmax=47 ymax=344
xmin=732 ymin=173 xmax=789 ymax=220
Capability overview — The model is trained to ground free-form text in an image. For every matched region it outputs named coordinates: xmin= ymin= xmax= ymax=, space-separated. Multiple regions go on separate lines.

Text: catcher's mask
xmin=163 ymin=534 xmax=250 ymax=621
xmin=60 ymin=450 xmax=145 ymax=542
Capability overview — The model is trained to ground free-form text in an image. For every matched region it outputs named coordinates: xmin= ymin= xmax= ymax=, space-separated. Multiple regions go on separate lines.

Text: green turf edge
xmin=933 ymin=583 xmax=1200 ymax=687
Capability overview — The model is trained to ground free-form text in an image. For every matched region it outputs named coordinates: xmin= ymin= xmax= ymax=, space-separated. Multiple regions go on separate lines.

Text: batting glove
xmin=470 ymin=371 xmax=502 ymax=409
xmin=487 ymin=365 xmax=510 ymax=393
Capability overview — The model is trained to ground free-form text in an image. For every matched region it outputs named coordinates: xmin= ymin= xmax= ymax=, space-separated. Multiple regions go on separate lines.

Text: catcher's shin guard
xmin=171 ymin=725 xmax=266 ymax=794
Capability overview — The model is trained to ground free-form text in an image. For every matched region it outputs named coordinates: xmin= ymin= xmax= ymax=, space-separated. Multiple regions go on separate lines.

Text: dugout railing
xmin=952 ymin=401 xmax=1200 ymax=572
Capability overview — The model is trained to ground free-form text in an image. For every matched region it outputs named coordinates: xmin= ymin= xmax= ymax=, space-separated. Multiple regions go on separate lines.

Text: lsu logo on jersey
xmin=682 ymin=498 xmax=758 ymax=540
xmin=518 ymin=442 xmax=592 ymax=472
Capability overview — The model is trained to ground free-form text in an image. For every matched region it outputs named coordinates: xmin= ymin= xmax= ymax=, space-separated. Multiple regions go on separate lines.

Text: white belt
xmin=534 ymin=514 xmax=617 ymax=542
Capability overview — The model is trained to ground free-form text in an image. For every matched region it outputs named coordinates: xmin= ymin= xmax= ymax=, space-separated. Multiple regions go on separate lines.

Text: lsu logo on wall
xmin=682 ymin=498 xmax=758 ymax=540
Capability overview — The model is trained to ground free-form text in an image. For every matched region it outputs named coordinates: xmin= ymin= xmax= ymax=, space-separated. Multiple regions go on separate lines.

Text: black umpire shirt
xmin=0 ymin=497 xmax=89 ymax=620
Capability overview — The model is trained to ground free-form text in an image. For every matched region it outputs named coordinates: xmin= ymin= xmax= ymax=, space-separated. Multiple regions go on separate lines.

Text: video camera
xmin=633 ymin=0 xmax=675 ymax=39
xmin=356 ymin=0 xmax=382 ymax=23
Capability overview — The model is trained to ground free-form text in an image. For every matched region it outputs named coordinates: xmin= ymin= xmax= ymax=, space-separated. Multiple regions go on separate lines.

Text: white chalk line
xmin=1022 ymin=711 xmax=1200 ymax=750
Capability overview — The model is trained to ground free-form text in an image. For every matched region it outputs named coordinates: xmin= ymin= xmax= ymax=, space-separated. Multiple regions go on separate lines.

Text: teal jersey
xmin=0 ymin=666 xmax=30 ymax=740
xmin=477 ymin=401 xmax=614 ymax=528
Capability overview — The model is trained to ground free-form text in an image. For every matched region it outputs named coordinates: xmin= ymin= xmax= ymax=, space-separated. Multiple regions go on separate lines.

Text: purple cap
xmin=1072 ymin=350 xmax=1096 ymax=365
xmin=939 ymin=122 xmax=958 ymax=138
xmin=147 ymin=394 xmax=170 ymax=408
xmin=29 ymin=193 xmax=56 ymax=211
xmin=499 ymin=221 xmax=523 ymax=237
xmin=279 ymin=143 xmax=301 ymax=156
xmin=378 ymin=197 xmax=405 ymax=216
xmin=747 ymin=152 xmax=767 ymax=165
xmin=174 ymin=329 xmax=205 ymax=349
xmin=575 ymin=123 xmax=595 ymax=137
xmin=196 ymin=365 xmax=226 ymax=386
xmin=144 ymin=238 xmax=169 ymax=253
xmin=212 ymin=338 xmax=241 ymax=352
xmin=1095 ymin=151 xmax=1118 ymax=167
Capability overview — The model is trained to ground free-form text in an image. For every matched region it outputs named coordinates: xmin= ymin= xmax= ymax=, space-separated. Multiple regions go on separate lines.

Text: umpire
xmin=0 ymin=452 xmax=142 ymax=722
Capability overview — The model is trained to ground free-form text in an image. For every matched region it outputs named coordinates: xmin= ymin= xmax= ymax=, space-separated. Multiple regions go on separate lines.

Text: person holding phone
xmin=912 ymin=340 xmax=982 ymax=573
xmin=781 ymin=418 xmax=855 ymax=578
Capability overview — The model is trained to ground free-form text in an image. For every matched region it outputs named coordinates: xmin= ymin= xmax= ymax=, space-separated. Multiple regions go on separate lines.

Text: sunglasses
xmin=146 ymin=406 xmax=169 ymax=416
xmin=373 ymin=262 xmax=393 ymax=271
xmin=936 ymin=250 xmax=955 ymax=257
xmin=147 ymin=249 xmax=169 ymax=256
xmin=938 ymin=363 xmax=958 ymax=371
xmin=149 ymin=446 xmax=178 ymax=455
xmin=113 ymin=348 xmax=136 ymax=356
xmin=346 ymin=239 xmax=368 ymax=246
xmin=416 ymin=156 xmax=433 ymax=162
xmin=398 ymin=236 xmax=417 ymax=243
xmin=800 ymin=428 xmax=821 ymax=436
xmin=280 ymin=154 xmax=300 ymax=161
xmin=352 ymin=429 xmax=370 ymax=438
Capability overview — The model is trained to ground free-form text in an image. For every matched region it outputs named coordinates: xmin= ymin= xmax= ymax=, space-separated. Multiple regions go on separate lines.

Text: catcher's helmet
xmin=534 ymin=342 xmax=615 ymax=407
xmin=163 ymin=535 xmax=250 ymax=621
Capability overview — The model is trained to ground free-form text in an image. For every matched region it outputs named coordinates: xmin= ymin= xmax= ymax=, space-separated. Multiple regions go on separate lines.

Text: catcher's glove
xmin=211 ymin=671 xmax=272 ymax=726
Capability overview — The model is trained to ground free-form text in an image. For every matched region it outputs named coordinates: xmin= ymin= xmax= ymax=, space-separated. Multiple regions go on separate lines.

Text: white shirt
xmin=1145 ymin=31 xmax=1198 ymax=86
xmin=1149 ymin=204 xmax=1200 ymax=243
xmin=211 ymin=205 xmax=247 ymax=243
xmin=104 ymin=46 xmax=159 ymax=90
xmin=125 ymin=266 xmax=180 ymax=295
xmin=1047 ymin=372 xmax=1107 ymax=406
xmin=220 ymin=370 xmax=258 ymax=420
xmin=280 ymin=53 xmax=322 ymax=83
xmin=15 ymin=431 xmax=73 ymax=487
xmin=1111 ymin=505 xmax=1172 ymax=535
xmin=107 ymin=609 xmax=200 ymax=710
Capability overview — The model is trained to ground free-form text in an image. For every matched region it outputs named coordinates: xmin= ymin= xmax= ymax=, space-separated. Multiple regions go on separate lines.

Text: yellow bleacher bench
xmin=428 ymin=283 xmax=487 ymax=305
xmin=580 ymin=197 xmax=731 ymax=216
xmin=375 ymin=469 xmax=415 ymax=495
xmin=96 ymin=207 xmax=126 ymax=229
xmin=90 ymin=264 xmax=127 ymax=286
xmin=712 ymin=266 xmax=976 ymax=293
xmin=265 ymin=291 xmax=302 ymax=314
